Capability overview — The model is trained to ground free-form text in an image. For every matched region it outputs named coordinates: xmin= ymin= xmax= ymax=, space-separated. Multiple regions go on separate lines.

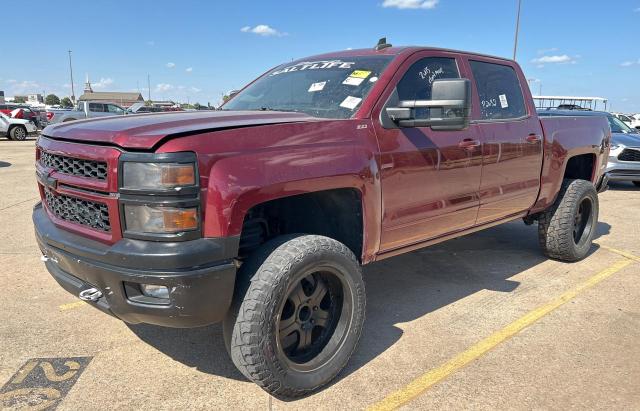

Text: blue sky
xmin=2 ymin=0 xmax=639 ymax=112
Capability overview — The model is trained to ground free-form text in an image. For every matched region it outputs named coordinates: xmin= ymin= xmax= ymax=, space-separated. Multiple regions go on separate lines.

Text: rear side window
xmin=469 ymin=60 xmax=526 ymax=120
xmin=89 ymin=103 xmax=104 ymax=112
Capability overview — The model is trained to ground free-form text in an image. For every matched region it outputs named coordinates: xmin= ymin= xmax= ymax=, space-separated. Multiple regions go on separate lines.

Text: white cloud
xmin=185 ymin=67 xmax=193 ymax=73
xmin=530 ymin=54 xmax=578 ymax=68
xmin=146 ymin=40 xmax=155 ymax=46
xmin=240 ymin=24 xmax=287 ymax=37
xmin=382 ymin=0 xmax=439 ymax=9
xmin=92 ymin=78 xmax=114 ymax=89
xmin=155 ymin=83 xmax=174 ymax=92
xmin=620 ymin=58 xmax=640 ymax=67
xmin=166 ymin=62 xmax=176 ymax=68
xmin=531 ymin=55 xmax=572 ymax=64
xmin=189 ymin=87 xmax=201 ymax=93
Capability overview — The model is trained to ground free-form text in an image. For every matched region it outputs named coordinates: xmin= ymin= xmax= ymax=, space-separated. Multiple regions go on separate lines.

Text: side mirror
xmin=385 ymin=78 xmax=471 ymax=130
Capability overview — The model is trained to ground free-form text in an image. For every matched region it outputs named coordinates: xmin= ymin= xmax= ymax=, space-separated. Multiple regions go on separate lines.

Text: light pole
xmin=147 ymin=74 xmax=151 ymax=103
xmin=68 ymin=50 xmax=76 ymax=103
xmin=513 ymin=0 xmax=522 ymax=61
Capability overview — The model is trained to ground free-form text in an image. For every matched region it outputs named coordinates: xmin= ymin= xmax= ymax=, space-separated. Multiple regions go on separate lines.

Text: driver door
xmin=373 ymin=52 xmax=482 ymax=252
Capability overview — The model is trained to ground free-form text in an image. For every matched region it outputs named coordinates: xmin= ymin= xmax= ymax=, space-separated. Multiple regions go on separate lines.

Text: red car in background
xmin=0 ymin=104 xmax=46 ymax=128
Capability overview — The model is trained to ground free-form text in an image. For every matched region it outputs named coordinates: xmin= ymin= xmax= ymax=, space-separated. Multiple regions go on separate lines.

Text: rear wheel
xmin=9 ymin=126 xmax=27 ymax=141
xmin=538 ymin=179 xmax=599 ymax=262
xmin=633 ymin=181 xmax=640 ymax=187
xmin=223 ymin=234 xmax=365 ymax=399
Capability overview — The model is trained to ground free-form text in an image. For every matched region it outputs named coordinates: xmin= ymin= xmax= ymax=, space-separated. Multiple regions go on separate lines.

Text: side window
xmin=107 ymin=104 xmax=124 ymax=114
xmin=77 ymin=102 xmax=86 ymax=111
xmin=391 ymin=57 xmax=460 ymax=119
xmin=89 ymin=103 xmax=104 ymax=112
xmin=469 ymin=60 xmax=526 ymax=120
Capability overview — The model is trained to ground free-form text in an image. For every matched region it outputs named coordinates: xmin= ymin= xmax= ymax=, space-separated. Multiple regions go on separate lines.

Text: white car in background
xmin=630 ymin=113 xmax=640 ymax=130
xmin=612 ymin=112 xmax=634 ymax=127
xmin=0 ymin=112 xmax=37 ymax=141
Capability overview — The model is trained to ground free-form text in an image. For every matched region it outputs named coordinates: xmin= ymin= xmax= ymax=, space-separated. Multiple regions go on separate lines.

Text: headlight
xmin=124 ymin=204 xmax=198 ymax=233
xmin=122 ymin=162 xmax=195 ymax=190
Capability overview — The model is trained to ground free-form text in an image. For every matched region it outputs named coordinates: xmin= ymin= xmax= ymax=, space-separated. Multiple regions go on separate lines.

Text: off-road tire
xmin=538 ymin=178 xmax=598 ymax=262
xmin=223 ymin=234 xmax=365 ymax=399
xmin=9 ymin=125 xmax=27 ymax=141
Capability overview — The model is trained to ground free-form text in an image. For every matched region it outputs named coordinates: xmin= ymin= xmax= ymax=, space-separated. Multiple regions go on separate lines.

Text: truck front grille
xmin=618 ymin=149 xmax=640 ymax=162
xmin=40 ymin=151 xmax=108 ymax=180
xmin=44 ymin=189 xmax=111 ymax=232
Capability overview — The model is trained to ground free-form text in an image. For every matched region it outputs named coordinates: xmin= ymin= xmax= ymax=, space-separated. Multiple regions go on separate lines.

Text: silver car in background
xmin=48 ymin=101 xmax=127 ymax=124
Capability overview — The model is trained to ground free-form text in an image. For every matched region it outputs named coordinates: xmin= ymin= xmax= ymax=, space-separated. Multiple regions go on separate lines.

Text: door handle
xmin=526 ymin=134 xmax=541 ymax=144
xmin=458 ymin=138 xmax=481 ymax=150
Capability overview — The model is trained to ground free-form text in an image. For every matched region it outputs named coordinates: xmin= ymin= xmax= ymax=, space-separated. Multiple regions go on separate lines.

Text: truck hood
xmin=42 ymin=110 xmax=318 ymax=149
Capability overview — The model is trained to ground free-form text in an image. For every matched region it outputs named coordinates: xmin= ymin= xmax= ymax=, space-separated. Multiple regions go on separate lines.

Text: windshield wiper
xmin=258 ymin=107 xmax=300 ymax=113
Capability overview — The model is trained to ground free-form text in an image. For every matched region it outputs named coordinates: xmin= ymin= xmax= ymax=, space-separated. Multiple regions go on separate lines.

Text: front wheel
xmin=538 ymin=179 xmax=599 ymax=262
xmin=9 ymin=126 xmax=27 ymax=141
xmin=223 ymin=234 xmax=365 ymax=399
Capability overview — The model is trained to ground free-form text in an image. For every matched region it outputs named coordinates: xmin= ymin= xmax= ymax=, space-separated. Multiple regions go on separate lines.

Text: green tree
xmin=222 ymin=95 xmax=230 ymax=103
xmin=60 ymin=97 xmax=73 ymax=108
xmin=193 ymin=102 xmax=202 ymax=110
xmin=45 ymin=94 xmax=60 ymax=106
xmin=13 ymin=96 xmax=26 ymax=103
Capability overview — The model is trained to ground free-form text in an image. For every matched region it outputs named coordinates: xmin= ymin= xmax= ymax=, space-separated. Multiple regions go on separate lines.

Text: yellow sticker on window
xmin=349 ymin=70 xmax=371 ymax=79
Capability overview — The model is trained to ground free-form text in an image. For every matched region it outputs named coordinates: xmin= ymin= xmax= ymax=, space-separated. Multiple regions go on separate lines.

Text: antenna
xmin=375 ymin=37 xmax=392 ymax=51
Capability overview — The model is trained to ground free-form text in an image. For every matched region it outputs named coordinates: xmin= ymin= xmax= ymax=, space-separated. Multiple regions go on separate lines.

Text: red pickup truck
xmin=34 ymin=43 xmax=610 ymax=398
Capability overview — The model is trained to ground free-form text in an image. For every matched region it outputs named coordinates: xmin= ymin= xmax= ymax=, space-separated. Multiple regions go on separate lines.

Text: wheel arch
xmin=202 ymin=151 xmax=382 ymax=264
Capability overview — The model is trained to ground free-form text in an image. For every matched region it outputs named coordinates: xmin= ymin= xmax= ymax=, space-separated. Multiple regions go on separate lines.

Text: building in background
xmin=79 ymin=92 xmax=144 ymax=108
xmin=79 ymin=76 xmax=144 ymax=108
xmin=0 ymin=91 xmax=4 ymax=104
xmin=152 ymin=100 xmax=176 ymax=108
xmin=27 ymin=94 xmax=44 ymax=104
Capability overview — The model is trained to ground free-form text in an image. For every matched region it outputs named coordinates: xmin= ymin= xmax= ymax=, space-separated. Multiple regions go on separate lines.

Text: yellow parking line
xmin=367 ymin=258 xmax=634 ymax=411
xmin=599 ymin=244 xmax=640 ymax=263
xmin=59 ymin=301 xmax=85 ymax=311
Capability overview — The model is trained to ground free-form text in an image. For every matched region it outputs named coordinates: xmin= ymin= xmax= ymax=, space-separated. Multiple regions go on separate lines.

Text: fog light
xmin=140 ymin=284 xmax=170 ymax=299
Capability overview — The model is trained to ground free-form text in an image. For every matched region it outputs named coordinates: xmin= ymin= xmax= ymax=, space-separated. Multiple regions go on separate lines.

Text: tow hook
xmin=40 ymin=254 xmax=58 ymax=264
xmin=79 ymin=288 xmax=103 ymax=302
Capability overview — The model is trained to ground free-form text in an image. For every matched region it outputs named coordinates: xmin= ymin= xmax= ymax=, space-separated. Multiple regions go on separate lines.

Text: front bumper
xmin=33 ymin=202 xmax=239 ymax=328
xmin=605 ymin=158 xmax=640 ymax=182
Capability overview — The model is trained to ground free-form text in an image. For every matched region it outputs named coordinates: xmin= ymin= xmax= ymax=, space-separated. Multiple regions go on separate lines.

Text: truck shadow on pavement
xmin=127 ymin=219 xmax=610 ymax=388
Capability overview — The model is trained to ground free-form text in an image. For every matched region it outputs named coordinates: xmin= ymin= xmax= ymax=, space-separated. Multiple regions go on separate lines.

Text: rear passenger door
xmin=467 ymin=58 xmax=543 ymax=224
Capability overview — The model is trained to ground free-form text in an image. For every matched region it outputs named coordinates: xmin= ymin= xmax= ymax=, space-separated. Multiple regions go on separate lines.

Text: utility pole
xmin=68 ymin=50 xmax=76 ymax=103
xmin=513 ymin=0 xmax=522 ymax=61
xmin=147 ymin=74 xmax=151 ymax=103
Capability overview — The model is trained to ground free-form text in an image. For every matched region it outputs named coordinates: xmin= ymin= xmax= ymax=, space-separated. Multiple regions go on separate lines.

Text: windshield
xmin=608 ymin=115 xmax=635 ymax=133
xmin=223 ymin=56 xmax=394 ymax=119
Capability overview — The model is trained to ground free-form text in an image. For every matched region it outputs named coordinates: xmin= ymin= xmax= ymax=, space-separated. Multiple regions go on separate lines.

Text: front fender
xmin=203 ymin=144 xmax=381 ymax=261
